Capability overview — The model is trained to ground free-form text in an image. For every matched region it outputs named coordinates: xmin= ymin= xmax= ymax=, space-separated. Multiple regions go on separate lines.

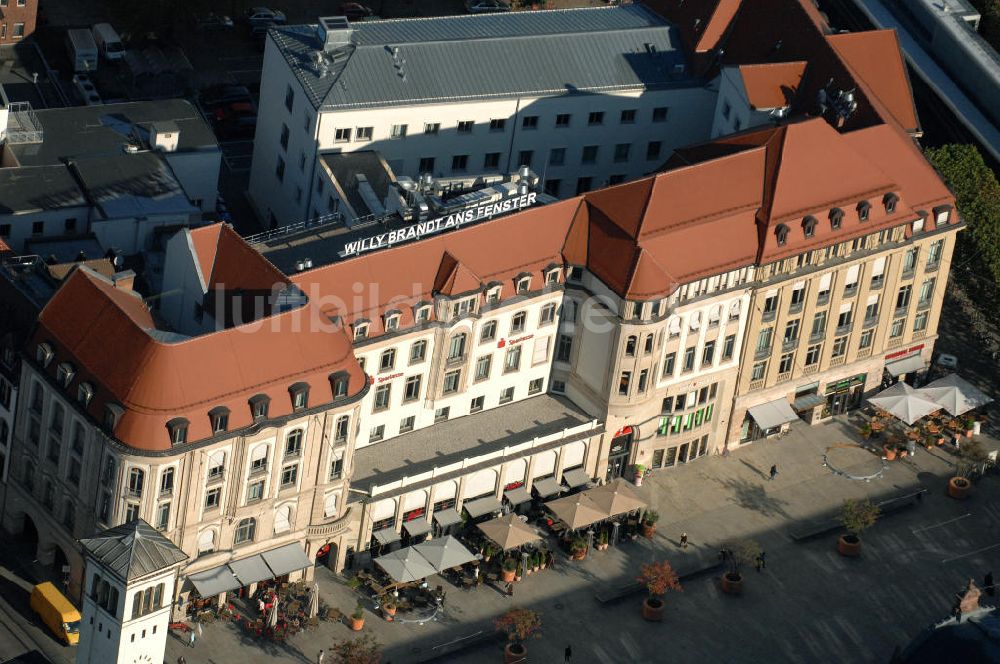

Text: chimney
xmin=111 ymin=270 xmax=136 ymax=291
xmin=150 ymin=121 xmax=180 ymax=153
xmin=317 ymin=16 xmax=352 ymax=52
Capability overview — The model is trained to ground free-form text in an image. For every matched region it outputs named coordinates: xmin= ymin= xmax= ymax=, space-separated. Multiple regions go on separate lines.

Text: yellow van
xmin=30 ymin=582 xmax=81 ymax=645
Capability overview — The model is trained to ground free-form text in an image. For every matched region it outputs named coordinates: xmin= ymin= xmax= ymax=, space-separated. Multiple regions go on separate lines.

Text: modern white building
xmin=248 ymin=7 xmax=716 ymax=228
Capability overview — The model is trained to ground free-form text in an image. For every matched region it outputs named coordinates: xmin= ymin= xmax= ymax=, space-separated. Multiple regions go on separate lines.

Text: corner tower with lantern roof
xmin=76 ymin=519 xmax=188 ymax=664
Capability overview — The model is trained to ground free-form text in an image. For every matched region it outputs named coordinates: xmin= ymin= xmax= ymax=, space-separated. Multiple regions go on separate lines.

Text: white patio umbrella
xmin=868 ymin=382 xmax=941 ymax=425
xmin=920 ymin=374 xmax=993 ymax=416
xmin=306 ymin=583 xmax=319 ymax=620
xmin=413 ymin=535 xmax=477 ymax=572
xmin=374 ymin=547 xmax=437 ymax=583
xmin=267 ymin=600 xmax=278 ymax=628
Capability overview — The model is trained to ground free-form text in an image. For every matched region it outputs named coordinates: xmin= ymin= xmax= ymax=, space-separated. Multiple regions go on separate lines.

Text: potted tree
xmin=949 ymin=439 xmax=989 ymax=499
xmin=494 ymin=607 xmax=542 ymax=664
xmin=349 ymin=601 xmax=366 ymax=631
xmin=501 ymin=557 xmax=517 ymax=584
xmin=380 ymin=594 xmax=397 ymax=621
xmin=641 ymin=510 xmax=659 ymax=539
xmin=596 ymin=530 xmax=609 ymax=551
xmin=636 ymin=559 xmax=682 ymax=621
xmin=837 ymin=498 xmax=880 ymax=557
xmin=858 ymin=422 xmax=872 ymax=440
xmin=330 ymin=634 xmax=381 ymax=664
xmin=633 ymin=464 xmax=646 ymax=487
xmin=963 ymin=416 xmax=976 ymax=438
xmin=569 ymin=536 xmax=588 ymax=560
xmin=720 ymin=539 xmax=760 ymax=595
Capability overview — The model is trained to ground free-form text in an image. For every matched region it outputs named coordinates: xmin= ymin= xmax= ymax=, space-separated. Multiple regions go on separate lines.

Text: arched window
xmin=447 ymin=333 xmax=467 ymax=361
xmin=197 ymin=529 xmax=216 ymax=554
xmin=249 ymin=445 xmax=268 ymax=473
xmin=274 ymin=505 xmax=292 ymax=534
xmin=624 ymin=335 xmax=637 ymax=356
xmin=235 ymin=517 xmax=256 ymax=544
xmin=688 ymin=312 xmax=701 ymax=331
xmin=127 ymin=468 xmax=144 ymax=498
xmin=131 ymin=590 xmax=142 ymax=619
xmin=324 ymin=492 xmax=338 ymax=518
xmin=775 ymin=224 xmax=789 ymax=246
xmin=207 ymin=451 xmax=225 ymax=480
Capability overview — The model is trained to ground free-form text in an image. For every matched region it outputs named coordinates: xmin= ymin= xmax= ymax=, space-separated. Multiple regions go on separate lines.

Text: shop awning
xmin=261 ymin=543 xmax=312 ymax=578
xmin=373 ymin=527 xmax=401 ymax=546
xmin=562 ymin=468 xmax=592 ymax=488
xmin=792 ymin=394 xmax=826 ymax=411
xmin=227 ymin=555 xmax=272 ymax=586
xmin=748 ymin=399 xmax=799 ymax=430
xmin=403 ymin=519 xmax=431 ymax=538
xmin=531 ymin=477 xmax=562 ymax=498
xmin=503 ymin=487 xmax=531 ymax=506
xmin=463 ymin=495 xmax=503 ymax=519
xmin=189 ymin=566 xmax=240 ymax=598
xmin=886 ymin=354 xmax=925 ymax=377
xmin=432 ymin=509 xmax=463 ymax=528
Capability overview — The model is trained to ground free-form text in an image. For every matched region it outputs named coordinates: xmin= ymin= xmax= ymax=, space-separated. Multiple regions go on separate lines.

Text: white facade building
xmin=248 ymin=8 xmax=716 ymax=228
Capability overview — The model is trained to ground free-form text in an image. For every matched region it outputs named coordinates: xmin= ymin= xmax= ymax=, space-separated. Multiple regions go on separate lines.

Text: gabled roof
xmin=79 ymin=520 xmax=188 ymax=582
xmin=827 ymin=30 xmax=920 ymax=134
xmin=738 ymin=61 xmax=807 ymax=109
xmin=189 ymin=224 xmax=289 ymax=291
xmin=434 ymin=252 xmax=482 ymax=296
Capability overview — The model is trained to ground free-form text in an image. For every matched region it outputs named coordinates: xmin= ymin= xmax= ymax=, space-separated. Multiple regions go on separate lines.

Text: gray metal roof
xmin=79 ymin=519 xmax=188 ymax=582
xmin=71 ymin=152 xmax=197 ymax=219
xmin=271 ymin=5 xmax=688 ymax=110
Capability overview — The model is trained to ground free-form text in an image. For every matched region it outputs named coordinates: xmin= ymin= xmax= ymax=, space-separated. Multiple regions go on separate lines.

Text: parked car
xmin=465 ymin=0 xmax=511 ymax=12
xmin=338 ymin=3 xmax=373 ymax=20
xmin=196 ymin=13 xmax=235 ymax=31
xmin=200 ymin=84 xmax=253 ymax=110
xmin=244 ymin=7 xmax=287 ymax=25
xmin=213 ymin=101 xmax=258 ymax=123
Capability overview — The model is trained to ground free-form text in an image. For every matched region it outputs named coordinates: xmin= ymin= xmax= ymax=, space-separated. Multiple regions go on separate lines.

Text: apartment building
xmin=248 ymin=6 xmax=716 ymax=227
xmin=0 ymin=0 xmax=37 ymax=45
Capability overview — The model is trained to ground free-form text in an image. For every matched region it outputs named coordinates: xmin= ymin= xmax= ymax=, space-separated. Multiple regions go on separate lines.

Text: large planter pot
xmin=382 ymin=605 xmax=397 ymax=621
xmin=501 ymin=568 xmax=516 ymax=583
xmin=883 ymin=446 xmax=897 ymax=461
xmin=641 ymin=596 xmax=664 ymax=622
xmin=837 ymin=534 xmax=862 ymax=557
xmin=504 ymin=642 xmax=527 ymax=664
xmin=349 ymin=616 xmax=365 ymax=631
xmin=571 ymin=547 xmax=587 ymax=561
xmin=720 ymin=572 xmax=743 ymax=595
xmin=948 ymin=476 xmax=971 ymax=500
xmin=642 ymin=523 xmax=656 ymax=540
xmin=634 ymin=473 xmax=644 ymax=487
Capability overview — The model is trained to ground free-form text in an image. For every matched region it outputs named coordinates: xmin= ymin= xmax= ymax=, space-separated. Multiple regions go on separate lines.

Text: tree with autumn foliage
xmin=493 ymin=607 xmax=542 ymax=649
xmin=637 ymin=559 xmax=683 ymax=601
xmin=329 ymin=634 xmax=381 ymax=664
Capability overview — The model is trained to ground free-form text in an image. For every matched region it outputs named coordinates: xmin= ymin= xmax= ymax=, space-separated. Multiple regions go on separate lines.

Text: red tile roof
xmin=0 ymin=237 xmax=11 ymax=256
xmin=738 ymin=62 xmax=807 ymax=110
xmin=34 ymin=267 xmax=364 ymax=451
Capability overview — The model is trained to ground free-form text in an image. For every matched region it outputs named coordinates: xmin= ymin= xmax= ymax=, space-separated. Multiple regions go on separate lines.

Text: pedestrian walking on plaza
xmin=769 ymin=464 xmax=778 ymax=480
xmin=679 ymin=532 xmax=689 ymax=548
xmin=759 ymin=550 xmax=767 ymax=569
xmin=986 ymin=571 xmax=995 ymax=597
xmin=177 ymin=657 xmax=186 ymax=664
xmin=317 ymin=649 xmax=325 ymax=664
xmin=189 ymin=630 xmax=196 ymax=648
xmin=755 ymin=552 xmax=766 ymax=572
xmin=565 ymin=644 xmax=573 ymax=662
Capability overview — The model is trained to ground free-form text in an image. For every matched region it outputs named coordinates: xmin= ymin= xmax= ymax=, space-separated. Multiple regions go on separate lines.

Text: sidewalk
xmin=165 ymin=414 xmax=1000 ymax=664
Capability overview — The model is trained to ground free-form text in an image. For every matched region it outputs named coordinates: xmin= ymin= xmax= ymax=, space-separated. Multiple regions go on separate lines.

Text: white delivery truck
xmin=92 ymin=23 xmax=124 ymax=61
xmin=66 ymin=28 xmax=98 ymax=73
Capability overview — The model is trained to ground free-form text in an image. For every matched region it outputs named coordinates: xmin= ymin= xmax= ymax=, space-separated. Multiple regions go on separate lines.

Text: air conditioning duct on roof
xmin=317 ymin=16 xmax=352 ymax=52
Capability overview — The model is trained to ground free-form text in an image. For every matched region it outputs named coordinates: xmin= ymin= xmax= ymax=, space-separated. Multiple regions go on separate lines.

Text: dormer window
xmin=933 ymin=204 xmax=952 ymax=226
xmin=486 ymin=285 xmax=502 ymax=304
xmin=36 ymin=342 xmax=54 ymax=367
xmin=166 ymin=417 xmax=189 ymax=445
xmin=384 ymin=311 xmax=401 ymax=332
xmin=353 ymin=322 xmax=369 ymax=340
xmin=545 ymin=268 xmax=560 ymax=285
xmin=775 ymin=224 xmax=789 ymax=246
xmin=289 ymin=382 xmax=310 ymax=411
xmin=78 ymin=382 xmax=94 ymax=407
xmin=883 ymin=192 xmax=899 ymax=214
xmin=414 ymin=305 xmax=431 ymax=324
xmin=56 ymin=362 xmax=76 ymax=388
xmin=802 ymin=216 xmax=817 ymax=238
xmin=516 ymin=275 xmax=531 ymax=294
xmin=208 ymin=407 xmax=230 ymax=433
xmin=830 ymin=208 xmax=844 ymax=230
xmin=453 ymin=297 xmax=475 ymax=318
xmin=329 ymin=372 xmax=350 ymax=399
xmin=249 ymin=394 xmax=270 ymax=419
xmin=104 ymin=403 xmax=124 ymax=433
xmin=857 ymin=200 xmax=871 ymax=221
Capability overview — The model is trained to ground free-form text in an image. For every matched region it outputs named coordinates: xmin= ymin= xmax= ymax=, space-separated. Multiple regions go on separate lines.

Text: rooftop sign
xmin=340 ymin=192 xmax=538 ymax=258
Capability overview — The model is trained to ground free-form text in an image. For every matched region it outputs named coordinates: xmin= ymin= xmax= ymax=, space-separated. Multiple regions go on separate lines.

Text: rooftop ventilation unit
xmin=317 ymin=16 xmax=352 ymax=52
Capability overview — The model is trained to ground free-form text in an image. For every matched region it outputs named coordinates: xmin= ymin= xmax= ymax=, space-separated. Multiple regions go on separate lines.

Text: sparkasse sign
xmin=339 ymin=192 xmax=538 ymax=258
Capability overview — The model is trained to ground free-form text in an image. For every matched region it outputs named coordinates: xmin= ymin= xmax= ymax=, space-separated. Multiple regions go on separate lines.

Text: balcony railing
xmin=830 ymin=355 xmax=847 ymax=367
xmin=857 ymin=346 xmax=873 ymax=359
xmin=925 ymin=261 xmax=940 ymax=273
xmin=754 ymin=346 xmax=773 ymax=360
xmin=835 ymin=323 xmax=853 ymax=336
xmin=917 ymin=299 xmax=932 ymax=312
xmin=802 ymin=364 xmax=819 ymax=375
xmin=776 ymin=371 xmax=792 ymax=383
xmin=761 ymin=309 xmax=777 ymax=322
xmin=249 ymin=464 xmax=268 ymax=478
xmin=782 ymin=338 xmax=799 ymax=352
xmin=870 ymin=276 xmax=884 ymax=290
xmin=913 ymin=329 xmax=927 ymax=340
xmin=748 ymin=378 xmax=766 ymax=391
xmin=788 ymin=301 xmax=804 ymax=315
xmin=901 ymin=268 xmax=915 ymax=281
xmin=843 ymin=285 xmax=858 ymax=298
xmin=816 ymin=292 xmax=830 ymax=307
xmin=863 ymin=316 xmax=879 ymax=329
xmin=886 ymin=336 xmax=905 ymax=349
xmin=894 ymin=306 xmax=909 ymax=319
